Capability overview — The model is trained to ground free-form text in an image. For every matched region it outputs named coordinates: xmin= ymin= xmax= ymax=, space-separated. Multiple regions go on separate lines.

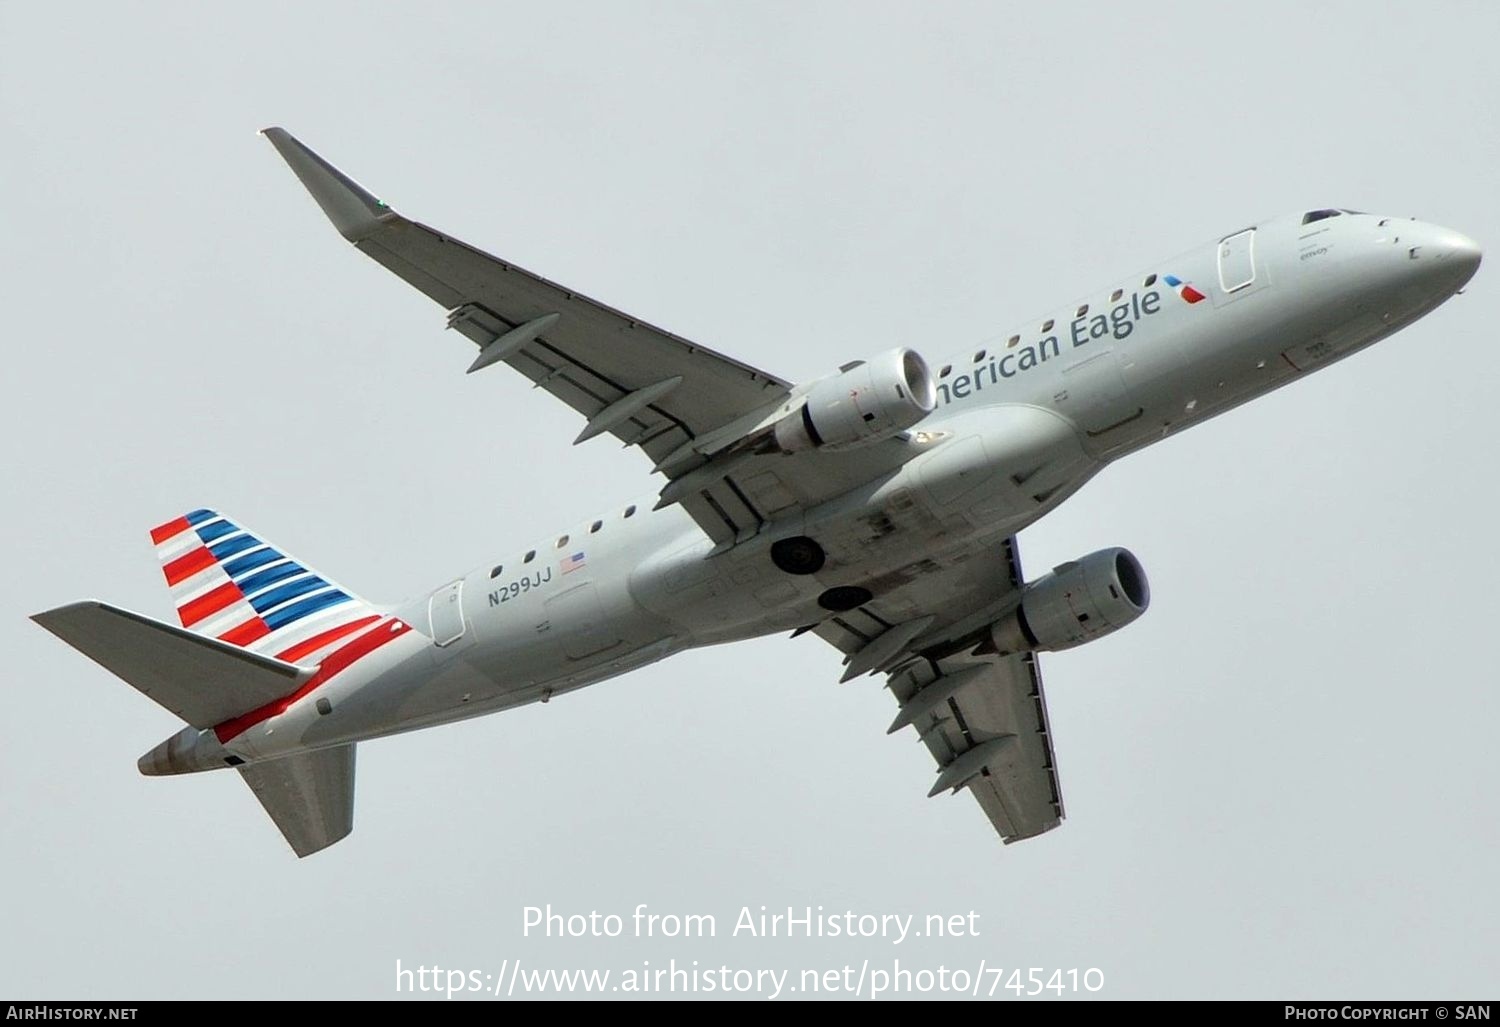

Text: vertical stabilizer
xmin=149 ymin=508 xmax=384 ymax=667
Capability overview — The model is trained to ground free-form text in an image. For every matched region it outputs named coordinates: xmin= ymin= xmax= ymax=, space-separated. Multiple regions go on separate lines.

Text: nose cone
xmin=1424 ymin=225 xmax=1483 ymax=288
xmin=1442 ymin=229 xmax=1483 ymax=281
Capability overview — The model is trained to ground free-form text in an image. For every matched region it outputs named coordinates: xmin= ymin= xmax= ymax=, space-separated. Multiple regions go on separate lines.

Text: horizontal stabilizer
xmin=32 ymin=601 xmax=310 ymax=728
xmin=239 ymin=744 xmax=356 ymax=858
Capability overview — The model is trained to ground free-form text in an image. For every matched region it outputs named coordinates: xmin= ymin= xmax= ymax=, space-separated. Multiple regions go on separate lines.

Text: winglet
xmin=261 ymin=127 xmax=396 ymax=242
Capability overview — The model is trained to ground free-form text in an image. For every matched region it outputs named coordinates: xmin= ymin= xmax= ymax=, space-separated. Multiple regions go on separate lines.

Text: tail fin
xmin=149 ymin=509 xmax=383 ymax=666
xmin=239 ymin=745 xmax=356 ymax=858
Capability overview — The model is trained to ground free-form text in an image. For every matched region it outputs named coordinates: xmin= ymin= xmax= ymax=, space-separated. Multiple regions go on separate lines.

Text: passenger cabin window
xmin=1110 ymin=289 xmax=1123 ymax=302
xmin=490 ymin=565 xmax=503 ymax=578
xmin=556 ymin=535 xmax=569 ymax=548
xmin=523 ymin=550 xmax=535 ymax=563
xmin=973 ymin=350 xmax=986 ymax=363
xmin=1076 ymin=304 xmax=1088 ymax=317
xmin=940 ymin=364 xmax=952 ymax=377
xmin=1007 ymin=335 xmax=1020 ymax=348
xmin=590 ymin=520 xmax=602 ymax=534
xmin=1041 ymin=319 xmax=1054 ymax=332
xmin=624 ymin=505 xmax=636 ymax=518
xmin=1143 ymin=274 xmax=1157 ymax=287
xmin=1302 ymin=209 xmax=1342 ymax=225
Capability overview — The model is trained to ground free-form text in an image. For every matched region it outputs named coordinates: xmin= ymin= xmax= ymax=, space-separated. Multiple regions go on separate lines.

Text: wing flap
xmin=892 ymin=653 xmax=1064 ymax=843
xmin=368 ymin=222 xmax=787 ymax=466
xmin=807 ymin=534 xmax=1065 ymax=845
xmin=32 ymin=601 xmax=311 ymax=728
xmin=238 ymin=745 xmax=356 ymax=858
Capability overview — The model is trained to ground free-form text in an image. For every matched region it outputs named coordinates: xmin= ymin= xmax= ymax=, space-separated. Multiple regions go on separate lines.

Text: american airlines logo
xmin=1163 ymin=274 xmax=1207 ymax=304
xmin=937 ymin=285 xmax=1172 ymax=405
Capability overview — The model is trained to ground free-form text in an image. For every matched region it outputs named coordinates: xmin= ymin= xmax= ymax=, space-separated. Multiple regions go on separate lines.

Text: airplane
xmin=32 ymin=128 xmax=1482 ymax=857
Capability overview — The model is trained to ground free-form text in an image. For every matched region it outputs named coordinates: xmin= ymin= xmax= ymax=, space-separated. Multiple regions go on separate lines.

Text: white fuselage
xmin=215 ymin=210 xmax=1480 ymax=766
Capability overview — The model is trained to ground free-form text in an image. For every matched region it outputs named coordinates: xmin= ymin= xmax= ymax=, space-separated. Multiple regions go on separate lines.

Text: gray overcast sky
xmin=4 ymin=1 xmax=1497 ymax=1001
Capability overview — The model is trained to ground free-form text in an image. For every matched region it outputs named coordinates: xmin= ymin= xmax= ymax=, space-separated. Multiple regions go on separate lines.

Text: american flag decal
xmin=560 ymin=552 xmax=587 ymax=575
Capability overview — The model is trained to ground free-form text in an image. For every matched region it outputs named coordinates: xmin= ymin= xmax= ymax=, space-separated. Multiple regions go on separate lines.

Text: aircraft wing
xmin=264 ymin=128 xmax=921 ymax=546
xmin=810 ymin=535 xmax=1065 ymax=843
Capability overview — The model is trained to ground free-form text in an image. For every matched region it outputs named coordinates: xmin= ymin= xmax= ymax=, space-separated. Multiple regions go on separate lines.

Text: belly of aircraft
xmin=626 ymin=403 xmax=1100 ymax=646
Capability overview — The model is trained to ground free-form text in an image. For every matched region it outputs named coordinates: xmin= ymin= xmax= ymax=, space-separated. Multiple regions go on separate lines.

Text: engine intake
xmin=990 ymin=547 xmax=1150 ymax=654
xmin=772 ymin=347 xmax=936 ymax=452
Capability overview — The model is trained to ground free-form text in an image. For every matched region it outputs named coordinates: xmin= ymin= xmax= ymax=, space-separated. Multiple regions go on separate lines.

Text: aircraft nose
xmin=1393 ymin=221 xmax=1482 ymax=295
xmin=1443 ymin=229 xmax=1483 ymax=278
xmin=1422 ymin=225 xmax=1482 ymax=287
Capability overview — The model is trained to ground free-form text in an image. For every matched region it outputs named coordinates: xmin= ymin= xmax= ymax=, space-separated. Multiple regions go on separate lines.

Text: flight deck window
xmin=1302 ymin=209 xmax=1342 ymax=225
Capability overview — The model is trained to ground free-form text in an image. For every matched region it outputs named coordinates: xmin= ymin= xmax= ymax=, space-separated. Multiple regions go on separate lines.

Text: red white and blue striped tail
xmin=149 ymin=509 xmax=384 ymax=666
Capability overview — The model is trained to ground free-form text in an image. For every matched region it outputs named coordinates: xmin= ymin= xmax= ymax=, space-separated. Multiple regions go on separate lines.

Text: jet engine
xmin=989 ymin=547 xmax=1150 ymax=654
xmin=771 ymin=347 xmax=937 ymax=452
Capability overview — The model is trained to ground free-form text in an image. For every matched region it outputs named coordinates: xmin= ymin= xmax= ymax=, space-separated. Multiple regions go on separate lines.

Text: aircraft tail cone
xmin=138 ymin=726 xmax=229 ymax=776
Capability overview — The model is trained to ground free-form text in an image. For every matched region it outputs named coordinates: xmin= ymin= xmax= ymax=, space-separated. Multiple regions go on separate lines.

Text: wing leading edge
xmin=262 ymin=128 xmax=789 ymax=508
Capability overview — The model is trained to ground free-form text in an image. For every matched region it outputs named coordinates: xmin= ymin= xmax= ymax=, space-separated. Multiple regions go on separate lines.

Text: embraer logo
xmin=937 ymin=287 xmax=1165 ymax=405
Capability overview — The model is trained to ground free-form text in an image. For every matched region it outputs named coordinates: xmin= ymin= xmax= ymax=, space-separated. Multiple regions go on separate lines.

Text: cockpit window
xmin=1302 ymin=209 xmax=1342 ymax=225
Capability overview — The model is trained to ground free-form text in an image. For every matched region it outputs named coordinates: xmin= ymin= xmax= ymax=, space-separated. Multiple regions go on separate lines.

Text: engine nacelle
xmin=772 ymin=347 xmax=936 ymax=452
xmin=989 ymin=547 xmax=1150 ymax=654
